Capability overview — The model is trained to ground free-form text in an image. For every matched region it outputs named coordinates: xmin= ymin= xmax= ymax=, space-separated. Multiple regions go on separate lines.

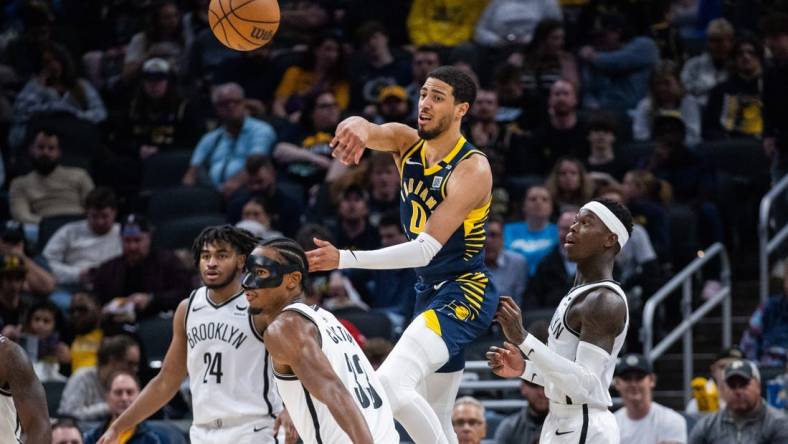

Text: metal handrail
xmin=759 ymin=174 xmax=788 ymax=304
xmin=641 ymin=242 xmax=732 ymax=404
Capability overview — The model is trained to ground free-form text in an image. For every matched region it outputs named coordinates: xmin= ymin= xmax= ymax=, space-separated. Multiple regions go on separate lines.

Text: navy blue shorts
xmin=413 ymin=271 xmax=499 ymax=372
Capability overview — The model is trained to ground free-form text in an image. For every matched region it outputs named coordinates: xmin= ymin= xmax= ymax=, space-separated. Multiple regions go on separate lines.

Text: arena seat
xmin=152 ymin=214 xmax=226 ymax=250
xmin=147 ymin=186 xmax=223 ymax=225
xmin=141 ymin=151 xmax=194 ymax=191
xmin=138 ymin=314 xmax=174 ymax=369
xmin=332 ymin=308 xmax=394 ymax=340
xmin=43 ymin=380 xmax=66 ymax=418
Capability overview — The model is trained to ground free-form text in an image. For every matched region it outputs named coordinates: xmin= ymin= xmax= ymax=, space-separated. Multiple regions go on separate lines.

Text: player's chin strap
xmin=518 ymin=335 xmax=612 ymax=404
xmin=337 ymin=232 xmax=442 ymax=270
xmin=581 ymin=201 xmax=629 ymax=250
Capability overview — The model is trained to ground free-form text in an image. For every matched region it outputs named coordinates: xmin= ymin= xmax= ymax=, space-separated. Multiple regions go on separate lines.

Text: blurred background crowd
xmin=1 ymin=0 xmax=788 ymax=443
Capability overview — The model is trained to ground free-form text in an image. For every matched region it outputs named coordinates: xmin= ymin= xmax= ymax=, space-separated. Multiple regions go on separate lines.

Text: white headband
xmin=581 ymin=201 xmax=629 ymax=250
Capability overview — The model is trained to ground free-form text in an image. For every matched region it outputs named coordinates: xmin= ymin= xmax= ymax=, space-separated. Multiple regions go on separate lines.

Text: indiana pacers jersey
xmin=273 ymin=303 xmax=399 ymax=444
xmin=184 ymin=287 xmax=283 ymax=428
xmin=543 ymin=280 xmax=628 ymax=408
xmin=399 ymin=136 xmax=490 ymax=283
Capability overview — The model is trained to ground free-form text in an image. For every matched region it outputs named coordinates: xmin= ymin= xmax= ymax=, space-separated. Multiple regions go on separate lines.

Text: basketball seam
xmin=210 ymin=0 xmax=274 ymax=31
xmin=214 ymin=1 xmax=232 ymax=49
xmin=222 ymin=0 xmax=266 ymax=48
xmin=231 ymin=0 xmax=279 ymax=24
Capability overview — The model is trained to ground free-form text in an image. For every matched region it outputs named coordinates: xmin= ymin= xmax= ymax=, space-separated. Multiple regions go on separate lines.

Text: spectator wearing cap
xmin=331 ymin=184 xmax=381 ymax=252
xmin=613 ymin=353 xmax=687 ymax=444
xmin=371 ymin=85 xmax=412 ymax=124
xmin=42 ymin=187 xmax=122 ymax=303
xmin=703 ymin=36 xmax=764 ymax=140
xmin=9 ymin=127 xmax=94 ymax=231
xmin=91 ymin=214 xmax=191 ymax=321
xmin=349 ymin=21 xmax=412 ymax=112
xmin=633 ymin=61 xmax=702 ymax=147
xmin=115 ymin=57 xmax=203 ymax=161
xmin=762 ymin=13 xmax=788 ymax=182
xmin=689 ymin=359 xmax=788 ymax=443
xmin=680 ymin=19 xmax=734 ymax=108
xmin=93 ymin=214 xmax=191 ymax=318
xmin=0 ymin=220 xmax=56 ymax=296
xmin=579 ymin=13 xmax=659 ymax=115
xmin=0 ymin=252 xmax=29 ymax=341
xmin=686 ymin=347 xmax=745 ymax=414
xmin=182 ymin=82 xmax=277 ymax=197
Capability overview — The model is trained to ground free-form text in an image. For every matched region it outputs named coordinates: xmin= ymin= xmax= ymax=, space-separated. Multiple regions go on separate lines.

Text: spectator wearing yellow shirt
xmin=407 ymin=0 xmax=489 ymax=47
xmin=273 ymin=32 xmax=350 ymax=122
xmin=68 ymin=292 xmax=104 ymax=372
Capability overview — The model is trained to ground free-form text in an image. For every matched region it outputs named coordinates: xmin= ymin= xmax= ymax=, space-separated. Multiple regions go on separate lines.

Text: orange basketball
xmin=208 ymin=0 xmax=280 ymax=51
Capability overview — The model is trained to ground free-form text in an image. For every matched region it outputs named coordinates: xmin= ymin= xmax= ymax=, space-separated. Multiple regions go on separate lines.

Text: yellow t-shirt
xmin=70 ymin=328 xmax=103 ymax=372
xmin=407 ymin=0 xmax=489 ymax=46
xmin=274 ymin=66 xmax=350 ymax=110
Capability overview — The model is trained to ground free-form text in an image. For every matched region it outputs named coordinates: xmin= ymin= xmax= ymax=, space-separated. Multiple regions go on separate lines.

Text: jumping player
xmin=0 ymin=335 xmax=50 ymax=443
xmin=308 ymin=66 xmax=497 ymax=443
xmin=487 ymin=199 xmax=634 ymax=443
xmin=99 ymin=226 xmax=293 ymax=444
xmin=242 ymin=237 xmax=399 ymax=444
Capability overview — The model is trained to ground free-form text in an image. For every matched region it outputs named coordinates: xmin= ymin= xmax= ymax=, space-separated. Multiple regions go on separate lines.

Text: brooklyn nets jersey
xmin=0 ymin=335 xmax=21 ymax=444
xmin=273 ymin=303 xmax=399 ymax=444
xmin=543 ymin=280 xmax=628 ymax=408
xmin=185 ymin=287 xmax=283 ymax=426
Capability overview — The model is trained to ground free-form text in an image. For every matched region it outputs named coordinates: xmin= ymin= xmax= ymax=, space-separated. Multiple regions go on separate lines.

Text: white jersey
xmin=544 ymin=280 xmax=628 ymax=408
xmin=0 ymin=385 xmax=20 ymax=444
xmin=185 ymin=287 xmax=283 ymax=426
xmin=273 ymin=303 xmax=399 ymax=444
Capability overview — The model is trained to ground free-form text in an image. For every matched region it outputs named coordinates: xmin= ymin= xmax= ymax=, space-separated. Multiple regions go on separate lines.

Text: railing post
xmin=682 ymin=279 xmax=694 ymax=405
xmin=721 ymin=249 xmax=732 ymax=350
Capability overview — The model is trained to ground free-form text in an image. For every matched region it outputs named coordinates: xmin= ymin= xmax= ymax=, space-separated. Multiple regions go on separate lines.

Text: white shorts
xmin=540 ymin=402 xmax=620 ymax=444
xmin=190 ymin=416 xmax=282 ymax=444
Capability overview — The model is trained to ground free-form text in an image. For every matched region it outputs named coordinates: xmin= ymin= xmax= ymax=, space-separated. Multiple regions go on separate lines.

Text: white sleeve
xmin=338 ymin=232 xmax=442 ymax=270
xmin=520 ymin=359 xmax=545 ymax=387
xmin=518 ymin=334 xmax=611 ymax=403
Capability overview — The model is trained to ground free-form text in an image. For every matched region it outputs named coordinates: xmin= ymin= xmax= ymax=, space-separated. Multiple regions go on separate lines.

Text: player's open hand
xmin=330 ymin=117 xmax=368 ymax=165
xmin=486 ymin=342 xmax=525 ymax=378
xmin=274 ymin=407 xmax=299 ymax=444
xmin=96 ymin=427 xmax=119 ymax=444
xmin=306 ymin=238 xmax=340 ymax=272
xmin=495 ymin=295 xmax=527 ymax=345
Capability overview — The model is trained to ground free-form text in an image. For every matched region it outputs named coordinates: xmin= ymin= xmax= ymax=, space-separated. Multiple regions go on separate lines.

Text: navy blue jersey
xmin=398 ymin=136 xmax=490 ymax=283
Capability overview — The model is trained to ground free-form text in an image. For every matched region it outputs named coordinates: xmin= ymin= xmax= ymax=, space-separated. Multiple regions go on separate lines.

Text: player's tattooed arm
xmin=576 ymin=289 xmax=627 ymax=354
xmin=265 ymin=312 xmax=375 ymax=444
xmin=0 ymin=338 xmax=50 ymax=443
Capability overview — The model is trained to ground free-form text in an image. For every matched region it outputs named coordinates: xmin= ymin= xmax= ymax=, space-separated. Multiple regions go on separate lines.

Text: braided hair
xmin=260 ymin=237 xmax=310 ymax=291
xmin=191 ymin=225 xmax=258 ymax=267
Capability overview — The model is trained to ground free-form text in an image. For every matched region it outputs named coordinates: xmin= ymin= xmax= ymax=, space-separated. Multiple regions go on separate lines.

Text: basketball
xmin=208 ymin=0 xmax=280 ymax=51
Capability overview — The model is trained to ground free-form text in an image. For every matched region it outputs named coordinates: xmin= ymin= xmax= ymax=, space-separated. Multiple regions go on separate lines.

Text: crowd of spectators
xmin=1 ymin=0 xmax=788 ymax=442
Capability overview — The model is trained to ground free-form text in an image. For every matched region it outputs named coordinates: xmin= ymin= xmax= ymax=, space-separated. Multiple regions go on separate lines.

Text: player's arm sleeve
xmin=338 ymin=231 xmax=442 ymax=270
xmin=517 ymin=335 xmax=610 ymax=403
xmin=519 ymin=358 xmax=545 ymax=387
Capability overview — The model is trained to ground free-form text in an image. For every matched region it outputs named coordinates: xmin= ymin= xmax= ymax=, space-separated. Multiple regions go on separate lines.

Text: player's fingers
xmin=313 ymin=237 xmax=331 ymax=247
xmin=503 ymin=342 xmax=520 ymax=353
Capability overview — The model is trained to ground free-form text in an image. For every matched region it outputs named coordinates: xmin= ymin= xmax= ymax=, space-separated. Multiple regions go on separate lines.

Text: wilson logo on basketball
xmin=251 ymin=27 xmax=274 ymax=41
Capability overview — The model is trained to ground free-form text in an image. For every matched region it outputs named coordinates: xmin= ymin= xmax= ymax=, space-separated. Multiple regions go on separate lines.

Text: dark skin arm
xmin=264 ymin=312 xmax=374 ymax=444
xmin=0 ymin=337 xmax=50 ymax=443
xmin=489 ymin=291 xmax=627 ymax=376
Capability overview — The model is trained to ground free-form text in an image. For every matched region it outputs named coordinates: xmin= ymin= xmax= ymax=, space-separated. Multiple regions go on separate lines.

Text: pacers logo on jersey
xmin=441 ymin=299 xmax=472 ymax=321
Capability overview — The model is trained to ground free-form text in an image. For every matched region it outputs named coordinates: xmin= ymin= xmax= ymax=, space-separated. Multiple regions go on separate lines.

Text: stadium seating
xmin=147 ymin=186 xmax=223 ymax=225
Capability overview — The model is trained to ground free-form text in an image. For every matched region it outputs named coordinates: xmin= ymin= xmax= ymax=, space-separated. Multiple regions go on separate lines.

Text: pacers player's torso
xmin=546 ymin=280 xmax=628 ymax=408
xmin=185 ymin=287 xmax=282 ymax=426
xmin=399 ymin=136 xmax=490 ymax=283
xmin=273 ymin=303 xmax=399 ymax=444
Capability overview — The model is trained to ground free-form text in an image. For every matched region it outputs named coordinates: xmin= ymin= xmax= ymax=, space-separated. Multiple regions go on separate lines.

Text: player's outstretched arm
xmin=98 ymin=299 xmax=190 ymax=444
xmin=265 ymin=313 xmax=374 ymax=444
xmin=0 ymin=337 xmax=50 ymax=443
xmin=330 ymin=116 xmax=418 ymax=165
xmin=306 ymin=155 xmax=492 ymax=272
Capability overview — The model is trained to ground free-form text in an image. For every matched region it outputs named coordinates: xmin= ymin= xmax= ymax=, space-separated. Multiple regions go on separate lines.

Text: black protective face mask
xmin=31 ymin=156 xmax=58 ymax=175
xmin=241 ymin=255 xmax=299 ymax=290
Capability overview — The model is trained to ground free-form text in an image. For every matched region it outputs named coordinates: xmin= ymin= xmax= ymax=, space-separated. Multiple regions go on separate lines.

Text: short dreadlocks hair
xmin=191 ymin=225 xmax=258 ymax=267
